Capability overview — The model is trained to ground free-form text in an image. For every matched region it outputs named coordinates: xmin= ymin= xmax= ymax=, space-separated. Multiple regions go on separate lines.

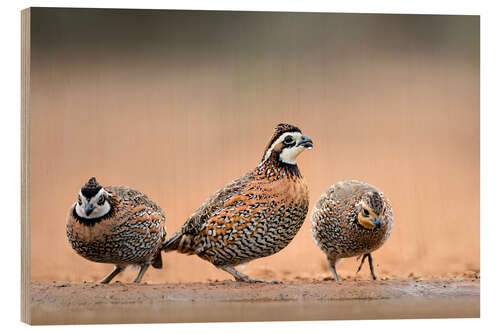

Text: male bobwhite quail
xmin=311 ymin=180 xmax=393 ymax=281
xmin=163 ymin=123 xmax=313 ymax=283
xmin=66 ymin=177 xmax=167 ymax=283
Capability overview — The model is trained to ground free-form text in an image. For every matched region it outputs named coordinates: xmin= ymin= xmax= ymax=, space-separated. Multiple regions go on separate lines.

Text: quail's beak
xmin=85 ymin=203 xmax=95 ymax=216
xmin=370 ymin=216 xmax=382 ymax=228
xmin=297 ymin=135 xmax=313 ymax=149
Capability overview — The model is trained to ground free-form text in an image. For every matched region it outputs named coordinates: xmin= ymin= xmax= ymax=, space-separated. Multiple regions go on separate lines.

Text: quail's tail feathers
xmin=162 ymin=232 xmax=196 ymax=254
xmin=151 ymin=248 xmax=163 ymax=269
xmin=162 ymin=233 xmax=182 ymax=252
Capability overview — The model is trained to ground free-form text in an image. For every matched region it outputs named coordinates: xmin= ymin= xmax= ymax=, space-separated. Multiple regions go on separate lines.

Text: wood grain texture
xmin=21 ymin=7 xmax=31 ymax=324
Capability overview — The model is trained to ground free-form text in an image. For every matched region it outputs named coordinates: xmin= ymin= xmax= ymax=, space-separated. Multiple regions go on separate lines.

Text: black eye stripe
xmin=97 ymin=195 xmax=105 ymax=205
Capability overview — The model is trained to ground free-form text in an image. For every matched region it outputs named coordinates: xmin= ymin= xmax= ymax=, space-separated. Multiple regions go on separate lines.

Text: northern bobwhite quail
xmin=66 ymin=177 xmax=167 ymax=283
xmin=163 ymin=123 xmax=313 ymax=283
xmin=311 ymin=180 xmax=393 ymax=281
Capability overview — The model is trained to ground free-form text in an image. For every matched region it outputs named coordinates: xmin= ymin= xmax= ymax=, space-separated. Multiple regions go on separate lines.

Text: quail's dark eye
xmin=362 ymin=209 xmax=370 ymax=217
xmin=283 ymin=135 xmax=294 ymax=144
xmin=97 ymin=195 xmax=105 ymax=205
xmin=77 ymin=197 xmax=82 ymax=206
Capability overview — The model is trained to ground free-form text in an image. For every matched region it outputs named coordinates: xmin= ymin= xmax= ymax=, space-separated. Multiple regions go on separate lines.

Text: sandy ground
xmin=30 ymin=277 xmax=479 ymax=325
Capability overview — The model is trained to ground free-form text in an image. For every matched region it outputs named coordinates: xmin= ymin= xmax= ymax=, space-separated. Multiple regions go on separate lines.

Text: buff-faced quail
xmin=311 ymin=180 xmax=393 ymax=281
xmin=66 ymin=177 xmax=167 ymax=283
xmin=163 ymin=123 xmax=313 ymax=283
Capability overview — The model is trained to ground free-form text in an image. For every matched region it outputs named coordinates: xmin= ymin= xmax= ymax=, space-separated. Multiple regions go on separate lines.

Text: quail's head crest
xmin=81 ymin=177 xmax=102 ymax=199
xmin=274 ymin=123 xmax=302 ymax=135
xmin=368 ymin=192 xmax=384 ymax=215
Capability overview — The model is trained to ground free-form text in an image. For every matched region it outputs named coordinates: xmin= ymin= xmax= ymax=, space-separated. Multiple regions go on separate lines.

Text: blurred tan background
xmin=29 ymin=8 xmax=479 ymax=282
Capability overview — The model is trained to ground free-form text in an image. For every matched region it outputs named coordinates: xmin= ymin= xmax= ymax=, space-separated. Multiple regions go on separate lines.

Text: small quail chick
xmin=311 ymin=180 xmax=393 ymax=281
xmin=163 ymin=123 xmax=313 ymax=283
xmin=66 ymin=177 xmax=167 ymax=283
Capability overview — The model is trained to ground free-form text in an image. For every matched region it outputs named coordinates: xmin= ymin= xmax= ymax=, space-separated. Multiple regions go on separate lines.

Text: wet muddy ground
xmin=30 ymin=278 xmax=479 ymax=325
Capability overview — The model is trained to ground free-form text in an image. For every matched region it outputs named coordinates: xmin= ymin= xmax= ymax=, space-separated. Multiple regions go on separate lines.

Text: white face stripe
xmin=263 ymin=131 xmax=302 ymax=162
xmin=75 ymin=188 xmax=111 ymax=219
xmin=279 ymin=145 xmax=306 ymax=165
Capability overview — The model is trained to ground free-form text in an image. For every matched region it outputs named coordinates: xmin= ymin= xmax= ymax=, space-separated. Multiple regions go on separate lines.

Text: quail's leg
xmin=367 ymin=253 xmax=377 ymax=280
xmin=219 ymin=265 xmax=279 ymax=284
xmin=101 ymin=265 xmax=124 ymax=284
xmin=134 ymin=264 xmax=150 ymax=283
xmin=356 ymin=254 xmax=367 ymax=273
xmin=356 ymin=253 xmax=377 ymax=280
xmin=327 ymin=259 xmax=340 ymax=282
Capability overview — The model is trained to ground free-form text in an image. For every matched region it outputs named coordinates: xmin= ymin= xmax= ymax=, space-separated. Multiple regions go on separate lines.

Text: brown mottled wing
xmin=163 ymin=173 xmax=253 ymax=253
xmin=196 ymin=171 xmax=309 ymax=266
xmin=313 ymin=180 xmax=377 ymax=224
xmin=106 ymin=186 xmax=167 ymax=267
xmin=106 ymin=186 xmax=165 ymax=214
xmin=186 ymin=175 xmax=251 ymax=232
